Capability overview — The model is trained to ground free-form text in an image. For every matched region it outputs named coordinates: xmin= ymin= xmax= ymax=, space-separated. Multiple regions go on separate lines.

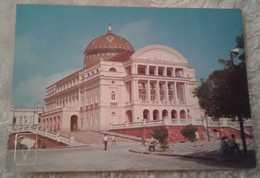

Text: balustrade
xmin=110 ymin=117 xmax=252 ymax=132
xmin=10 ymin=125 xmax=71 ymax=145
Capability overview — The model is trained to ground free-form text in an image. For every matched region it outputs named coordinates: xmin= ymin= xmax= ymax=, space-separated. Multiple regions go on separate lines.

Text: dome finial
xmin=108 ymin=23 xmax=112 ymax=33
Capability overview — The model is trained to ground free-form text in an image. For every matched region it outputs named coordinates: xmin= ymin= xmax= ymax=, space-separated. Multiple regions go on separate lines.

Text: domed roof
xmin=84 ymin=24 xmax=135 ymax=67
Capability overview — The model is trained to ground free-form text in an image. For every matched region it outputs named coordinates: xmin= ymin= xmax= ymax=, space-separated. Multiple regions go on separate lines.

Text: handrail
xmin=10 ymin=125 xmax=72 ymax=145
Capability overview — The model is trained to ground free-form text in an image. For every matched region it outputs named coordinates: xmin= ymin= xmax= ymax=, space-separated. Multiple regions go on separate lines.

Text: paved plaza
xmin=5 ymin=132 xmax=256 ymax=172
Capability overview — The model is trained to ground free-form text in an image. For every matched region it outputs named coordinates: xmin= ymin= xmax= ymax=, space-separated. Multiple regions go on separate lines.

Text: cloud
xmin=12 ymin=68 xmax=79 ymax=108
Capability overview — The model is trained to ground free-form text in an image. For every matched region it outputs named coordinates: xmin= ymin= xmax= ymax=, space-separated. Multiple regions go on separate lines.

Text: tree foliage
xmin=236 ymin=34 xmax=245 ymax=61
xmin=194 ymin=34 xmax=250 ymax=119
xmin=194 ymin=34 xmax=250 ymax=156
xmin=151 ymin=126 xmax=169 ymax=151
xmin=181 ymin=124 xmax=197 ymax=142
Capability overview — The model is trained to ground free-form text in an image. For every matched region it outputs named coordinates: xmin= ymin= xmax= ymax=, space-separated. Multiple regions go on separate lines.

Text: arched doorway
xmin=71 ymin=115 xmax=78 ymax=131
xmin=126 ymin=110 xmax=133 ymax=123
xmin=180 ymin=110 xmax=186 ymax=119
xmin=153 ymin=109 xmax=159 ymax=120
xmin=111 ymin=112 xmax=116 ymax=124
xmin=143 ymin=109 xmax=150 ymax=121
xmin=162 ymin=109 xmax=168 ymax=119
xmin=171 ymin=110 xmax=177 ymax=119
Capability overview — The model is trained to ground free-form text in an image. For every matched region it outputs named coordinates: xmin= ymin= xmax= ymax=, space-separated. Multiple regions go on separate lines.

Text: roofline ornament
xmin=108 ymin=23 xmax=112 ymax=33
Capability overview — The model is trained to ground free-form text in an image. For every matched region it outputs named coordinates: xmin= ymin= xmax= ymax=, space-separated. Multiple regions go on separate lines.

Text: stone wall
xmin=111 ymin=125 xmax=252 ymax=142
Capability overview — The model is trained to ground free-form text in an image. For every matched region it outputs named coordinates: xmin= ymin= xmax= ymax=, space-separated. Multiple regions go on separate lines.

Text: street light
xmin=204 ymin=114 xmax=210 ymax=142
xmin=33 ymin=100 xmax=40 ymax=126
xmin=229 ymin=47 xmax=248 ymax=156
xmin=229 ymin=48 xmax=239 ymax=65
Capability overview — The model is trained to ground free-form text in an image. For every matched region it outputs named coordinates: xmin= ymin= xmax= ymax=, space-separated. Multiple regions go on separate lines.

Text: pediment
xmin=131 ymin=45 xmax=188 ymax=64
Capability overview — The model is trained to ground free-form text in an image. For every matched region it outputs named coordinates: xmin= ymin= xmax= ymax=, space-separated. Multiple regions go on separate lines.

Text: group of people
xmin=220 ymin=134 xmax=241 ymax=155
xmin=148 ymin=137 xmax=158 ymax=151
xmin=141 ymin=137 xmax=158 ymax=151
xmin=104 ymin=133 xmax=241 ymax=154
xmin=103 ymin=134 xmax=116 ymax=151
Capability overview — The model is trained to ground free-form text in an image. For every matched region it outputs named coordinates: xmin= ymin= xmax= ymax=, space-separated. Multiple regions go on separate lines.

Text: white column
xmin=83 ymin=111 xmax=86 ymax=130
xmin=132 ymin=79 xmax=137 ymax=101
xmin=157 ymin=81 xmax=160 ymax=101
xmin=78 ymin=87 xmax=81 ymax=107
xmin=131 ymin=80 xmax=134 ymax=101
xmin=132 ymin=64 xmax=137 ymax=74
xmin=174 ymin=82 xmax=178 ymax=103
xmin=146 ymin=65 xmax=149 ymax=75
xmin=147 ymin=80 xmax=150 ymax=102
xmin=165 ymin=81 xmax=169 ymax=101
xmin=155 ymin=66 xmax=158 ymax=76
xmin=184 ymin=83 xmax=188 ymax=103
xmin=129 ymin=82 xmax=132 ymax=102
xmin=163 ymin=67 xmax=167 ymax=76
xmin=185 ymin=82 xmax=190 ymax=103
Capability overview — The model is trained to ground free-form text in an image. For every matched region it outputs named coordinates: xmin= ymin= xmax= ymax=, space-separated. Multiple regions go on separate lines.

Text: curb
xmin=49 ymin=144 xmax=90 ymax=149
xmin=129 ymin=149 xmax=210 ymax=159
xmin=129 ymin=149 xmax=243 ymax=163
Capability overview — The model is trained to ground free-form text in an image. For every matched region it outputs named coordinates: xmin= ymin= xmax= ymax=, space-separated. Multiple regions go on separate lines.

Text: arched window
xmin=111 ymin=112 xmax=116 ymax=117
xmin=13 ymin=117 xmax=16 ymax=124
xmin=111 ymin=91 xmax=116 ymax=100
xmin=153 ymin=109 xmax=159 ymax=120
xmin=109 ymin=67 xmax=117 ymax=72
xmin=162 ymin=109 xmax=168 ymax=119
xmin=171 ymin=110 xmax=177 ymax=119
xmin=143 ymin=109 xmax=150 ymax=121
xmin=180 ymin=110 xmax=186 ymax=119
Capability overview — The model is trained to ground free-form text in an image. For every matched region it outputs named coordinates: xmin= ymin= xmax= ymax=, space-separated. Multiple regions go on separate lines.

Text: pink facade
xmin=41 ymin=25 xmax=203 ymax=132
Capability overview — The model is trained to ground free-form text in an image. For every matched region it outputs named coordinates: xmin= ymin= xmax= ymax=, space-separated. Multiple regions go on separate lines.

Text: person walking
xmin=103 ymin=133 xmax=108 ymax=151
xmin=141 ymin=137 xmax=146 ymax=146
xmin=111 ymin=135 xmax=116 ymax=146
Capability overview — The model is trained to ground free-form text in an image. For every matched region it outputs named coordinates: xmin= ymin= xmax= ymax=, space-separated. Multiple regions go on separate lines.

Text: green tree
xmin=151 ymin=126 xmax=169 ymax=151
xmin=181 ymin=124 xmax=197 ymax=142
xmin=196 ymin=64 xmax=250 ymax=118
xmin=194 ymin=34 xmax=250 ymax=156
xmin=236 ymin=34 xmax=245 ymax=61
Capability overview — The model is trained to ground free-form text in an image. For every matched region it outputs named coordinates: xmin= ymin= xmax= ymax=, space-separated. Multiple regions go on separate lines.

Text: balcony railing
xmin=110 ymin=118 xmax=253 ymax=135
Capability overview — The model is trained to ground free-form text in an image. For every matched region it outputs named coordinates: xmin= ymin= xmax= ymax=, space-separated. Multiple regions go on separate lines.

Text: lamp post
xmin=205 ymin=115 xmax=210 ymax=141
xmin=33 ymin=100 xmax=40 ymax=126
xmin=229 ymin=48 xmax=248 ymax=156
xmin=229 ymin=48 xmax=239 ymax=65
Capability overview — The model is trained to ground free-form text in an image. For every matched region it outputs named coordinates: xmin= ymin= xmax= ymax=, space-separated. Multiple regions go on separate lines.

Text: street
xmin=6 ymin=141 xmax=254 ymax=172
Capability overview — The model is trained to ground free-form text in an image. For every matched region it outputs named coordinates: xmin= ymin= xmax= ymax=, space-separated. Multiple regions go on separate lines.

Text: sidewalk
xmin=129 ymin=139 xmax=256 ymax=167
xmin=61 ymin=131 xmax=256 ymax=167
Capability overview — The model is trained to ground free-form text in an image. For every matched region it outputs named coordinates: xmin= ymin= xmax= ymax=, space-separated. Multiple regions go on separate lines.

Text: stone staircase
xmin=60 ymin=131 xmax=138 ymax=144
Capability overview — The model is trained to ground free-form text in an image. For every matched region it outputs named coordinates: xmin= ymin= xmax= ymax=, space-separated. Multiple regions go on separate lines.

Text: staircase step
xmin=60 ymin=131 xmax=136 ymax=144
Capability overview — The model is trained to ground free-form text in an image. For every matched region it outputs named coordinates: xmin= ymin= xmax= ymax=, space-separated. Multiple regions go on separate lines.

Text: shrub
xmin=181 ymin=124 xmax=197 ymax=142
xmin=151 ymin=126 xmax=169 ymax=151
